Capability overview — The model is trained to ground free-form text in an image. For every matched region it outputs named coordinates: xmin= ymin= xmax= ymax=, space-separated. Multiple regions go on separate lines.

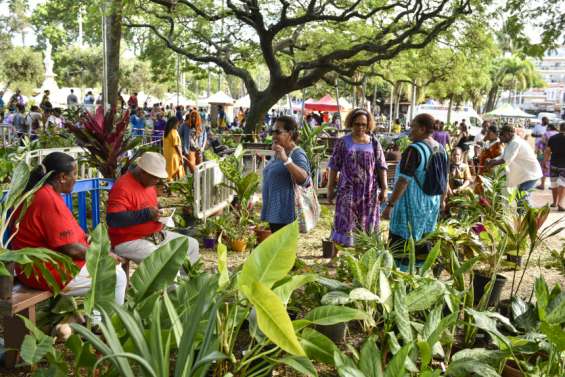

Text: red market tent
xmin=304 ymin=95 xmax=343 ymax=112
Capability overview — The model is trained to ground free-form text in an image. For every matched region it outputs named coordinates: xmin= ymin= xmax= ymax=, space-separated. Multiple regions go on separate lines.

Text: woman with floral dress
xmin=327 ymin=108 xmax=388 ymax=247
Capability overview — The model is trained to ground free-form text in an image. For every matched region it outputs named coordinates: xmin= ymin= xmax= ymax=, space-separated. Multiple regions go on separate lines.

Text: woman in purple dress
xmin=327 ymin=108 xmax=388 ymax=247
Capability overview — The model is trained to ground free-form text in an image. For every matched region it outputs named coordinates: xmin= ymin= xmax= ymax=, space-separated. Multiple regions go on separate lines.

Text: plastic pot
xmin=231 ymin=239 xmax=247 ymax=252
xmin=0 ymin=263 xmax=14 ymax=300
xmin=473 ymin=272 xmax=508 ymax=307
xmin=322 ymin=239 xmax=337 ymax=258
xmin=506 ymin=254 xmax=523 ymax=266
xmin=255 ymin=228 xmax=272 ymax=243
xmin=502 ymin=360 xmax=524 ymax=377
xmin=203 ymin=237 xmax=217 ymax=249
xmin=316 ymin=322 xmax=347 ymax=343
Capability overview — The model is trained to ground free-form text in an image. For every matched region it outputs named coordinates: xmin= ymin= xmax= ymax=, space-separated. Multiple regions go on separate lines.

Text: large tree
xmin=126 ymin=0 xmax=478 ymax=132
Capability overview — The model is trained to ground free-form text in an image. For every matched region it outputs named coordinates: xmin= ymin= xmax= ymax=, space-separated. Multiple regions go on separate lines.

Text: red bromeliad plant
xmin=64 ymin=107 xmax=143 ymax=178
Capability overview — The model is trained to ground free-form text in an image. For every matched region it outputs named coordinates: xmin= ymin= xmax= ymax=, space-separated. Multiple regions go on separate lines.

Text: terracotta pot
xmin=322 ymin=239 xmax=337 ymax=258
xmin=255 ymin=228 xmax=272 ymax=243
xmin=231 ymin=239 xmax=247 ymax=252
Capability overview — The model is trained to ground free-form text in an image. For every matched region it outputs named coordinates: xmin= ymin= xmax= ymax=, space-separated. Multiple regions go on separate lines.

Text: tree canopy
xmin=126 ymin=0 xmax=479 ymax=131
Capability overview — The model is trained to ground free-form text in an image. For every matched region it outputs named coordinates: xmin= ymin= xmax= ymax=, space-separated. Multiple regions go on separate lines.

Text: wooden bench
xmin=1 ymin=178 xmax=115 ymax=368
xmin=0 ymin=284 xmax=53 ymax=367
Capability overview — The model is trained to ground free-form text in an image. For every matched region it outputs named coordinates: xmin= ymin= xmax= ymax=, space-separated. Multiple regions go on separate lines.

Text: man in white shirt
xmin=487 ymin=125 xmax=542 ymax=206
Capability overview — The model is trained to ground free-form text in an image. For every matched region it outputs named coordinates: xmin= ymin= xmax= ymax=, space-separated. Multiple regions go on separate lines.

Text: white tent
xmin=486 ymin=104 xmax=535 ymax=118
xmin=338 ymin=97 xmax=353 ymax=110
xmin=163 ymin=93 xmax=196 ymax=107
xmin=234 ymin=95 xmax=251 ymax=108
xmin=207 ymin=91 xmax=234 ymax=104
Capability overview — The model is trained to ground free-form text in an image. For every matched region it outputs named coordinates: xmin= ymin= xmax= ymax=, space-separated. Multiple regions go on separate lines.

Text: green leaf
xmin=337 ymin=366 xmax=366 ymax=377
xmin=238 ymin=221 xmax=298 ymax=290
xmin=240 ymin=280 xmax=305 ymax=356
xmin=545 ymin=295 xmax=565 ymax=325
xmin=321 ymin=291 xmax=352 ymax=305
xmin=383 ymin=343 xmax=412 ymax=377
xmin=359 ymin=336 xmax=383 ymax=377
xmin=535 ymin=277 xmax=549 ymax=321
xmin=300 ymin=328 xmax=338 ymax=365
xmin=420 ymin=241 xmax=441 ymax=275
xmin=393 ymin=286 xmax=412 ymax=343
xmin=451 ymin=348 xmax=507 ymax=367
xmin=129 ymin=237 xmax=188 ymax=303
xmin=446 ymin=358 xmax=500 ymax=377
xmin=85 ymin=224 xmax=116 ymax=315
xmin=540 ymin=322 xmax=565 ymax=351
xmin=20 ymin=334 xmax=54 ymax=365
xmin=417 ymin=341 xmax=432 ymax=369
xmin=304 ymin=305 xmax=368 ymax=325
xmin=217 ymin=241 xmax=229 ymax=290
xmin=349 ymin=288 xmax=381 ymax=302
xmin=405 ymin=280 xmax=445 ymax=312
xmin=163 ymin=291 xmax=183 ymax=347
xmin=378 ymin=271 xmax=392 ymax=313
xmin=274 ymin=273 xmax=317 ymax=305
xmin=278 ymin=356 xmax=318 ymax=376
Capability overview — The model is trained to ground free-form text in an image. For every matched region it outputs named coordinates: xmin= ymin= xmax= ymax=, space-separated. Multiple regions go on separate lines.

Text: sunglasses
xmin=271 ymin=129 xmax=287 ymax=135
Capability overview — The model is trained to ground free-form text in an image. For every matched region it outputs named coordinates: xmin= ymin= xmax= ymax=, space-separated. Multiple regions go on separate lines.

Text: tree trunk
xmin=485 ymin=86 xmax=498 ymax=113
xmin=105 ymin=0 xmax=122 ymax=110
xmin=244 ymin=90 xmax=280 ymax=135
xmin=447 ymin=94 xmax=454 ymax=124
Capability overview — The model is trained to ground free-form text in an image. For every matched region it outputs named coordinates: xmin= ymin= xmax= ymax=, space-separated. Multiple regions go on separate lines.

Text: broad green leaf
xmin=241 ymin=281 xmax=305 ymax=356
xmin=274 ymin=273 xmax=317 ymax=305
xmin=278 ymin=356 xmax=318 ymax=376
xmin=451 ymin=348 xmax=507 ymax=367
xmin=349 ymin=288 xmax=381 ymax=302
xmin=238 ymin=222 xmax=298 ymax=290
xmin=217 ymin=241 xmax=229 ymax=290
xmin=85 ymin=224 xmax=116 ymax=315
xmin=420 ymin=241 xmax=441 ymax=275
xmin=393 ymin=286 xmax=412 ymax=343
xmin=321 ymin=291 xmax=352 ymax=305
xmin=359 ymin=336 xmax=383 ymax=377
xmin=337 ymin=366 xmax=366 ymax=377
xmin=417 ymin=341 xmax=432 ymax=369
xmin=20 ymin=334 xmax=54 ymax=365
xmin=304 ymin=305 xmax=368 ymax=325
xmin=300 ymin=328 xmax=338 ymax=365
xmin=163 ymin=291 xmax=183 ymax=347
xmin=405 ymin=280 xmax=445 ymax=312
xmin=540 ymin=322 xmax=565 ymax=351
xmin=446 ymin=358 xmax=500 ymax=377
xmin=379 ymin=271 xmax=392 ymax=313
xmin=545 ymin=295 xmax=565 ymax=325
xmin=383 ymin=343 xmax=412 ymax=377
xmin=465 ymin=309 xmax=512 ymax=348
xmin=535 ymin=277 xmax=549 ymax=321
xmin=65 ymin=334 xmax=98 ymax=370
xmin=317 ymin=276 xmax=351 ymax=291
xmin=129 ymin=237 xmax=188 ymax=303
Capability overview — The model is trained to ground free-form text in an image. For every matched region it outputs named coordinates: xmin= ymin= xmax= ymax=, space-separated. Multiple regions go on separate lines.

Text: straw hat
xmin=137 ymin=152 xmax=168 ymax=179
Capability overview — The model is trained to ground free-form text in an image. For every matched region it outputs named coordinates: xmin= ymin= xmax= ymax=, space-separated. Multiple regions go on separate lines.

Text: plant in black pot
xmin=471 ymin=224 xmax=509 ymax=309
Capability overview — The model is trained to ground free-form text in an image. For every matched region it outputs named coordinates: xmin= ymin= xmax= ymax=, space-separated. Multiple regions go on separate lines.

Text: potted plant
xmin=198 ymin=219 xmax=220 ymax=249
xmin=254 ymin=221 xmax=271 ymax=243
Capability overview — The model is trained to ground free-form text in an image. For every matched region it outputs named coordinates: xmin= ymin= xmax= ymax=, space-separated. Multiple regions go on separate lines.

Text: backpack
xmin=411 ymin=141 xmax=448 ymax=196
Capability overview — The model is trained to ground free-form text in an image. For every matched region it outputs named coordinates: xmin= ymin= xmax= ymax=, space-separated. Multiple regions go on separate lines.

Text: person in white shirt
xmin=486 ymin=124 xmax=542 ymax=206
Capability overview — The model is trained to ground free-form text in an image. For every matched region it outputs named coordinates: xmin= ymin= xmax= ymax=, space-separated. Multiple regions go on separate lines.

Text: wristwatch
xmin=284 ymin=157 xmax=293 ymax=166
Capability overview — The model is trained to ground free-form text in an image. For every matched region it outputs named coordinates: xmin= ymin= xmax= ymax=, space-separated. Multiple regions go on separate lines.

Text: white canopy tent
xmin=234 ymin=95 xmax=251 ymax=108
xmin=485 ymin=104 xmax=535 ymax=118
xmin=207 ymin=91 xmax=234 ymax=105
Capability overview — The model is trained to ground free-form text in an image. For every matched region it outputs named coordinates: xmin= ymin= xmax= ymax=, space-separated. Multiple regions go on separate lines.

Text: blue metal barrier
xmin=63 ymin=178 xmax=114 ymax=232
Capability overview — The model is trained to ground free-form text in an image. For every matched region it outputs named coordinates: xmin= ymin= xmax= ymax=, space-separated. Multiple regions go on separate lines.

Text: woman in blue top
xmin=382 ymin=113 xmax=445 ymax=256
xmin=261 ymin=116 xmax=311 ymax=232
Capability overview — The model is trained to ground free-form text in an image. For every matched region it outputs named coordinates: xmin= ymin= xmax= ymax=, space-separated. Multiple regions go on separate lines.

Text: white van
xmin=409 ymin=104 xmax=483 ymax=135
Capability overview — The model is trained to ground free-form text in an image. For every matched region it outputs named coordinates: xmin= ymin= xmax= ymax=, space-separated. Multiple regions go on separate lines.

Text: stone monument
xmin=39 ymin=40 xmax=60 ymax=92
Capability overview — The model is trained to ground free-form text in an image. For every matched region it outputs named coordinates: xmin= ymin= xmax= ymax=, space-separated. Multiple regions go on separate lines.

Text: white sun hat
xmin=137 ymin=152 xmax=168 ymax=179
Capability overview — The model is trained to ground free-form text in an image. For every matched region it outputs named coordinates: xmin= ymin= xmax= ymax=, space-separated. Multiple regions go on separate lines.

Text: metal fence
xmin=0 ymin=124 xmax=17 ymax=148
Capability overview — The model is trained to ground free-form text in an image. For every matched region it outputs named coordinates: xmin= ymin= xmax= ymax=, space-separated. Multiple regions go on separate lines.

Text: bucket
xmin=322 ymin=239 xmax=337 ymax=258
xmin=473 ymin=272 xmax=507 ymax=307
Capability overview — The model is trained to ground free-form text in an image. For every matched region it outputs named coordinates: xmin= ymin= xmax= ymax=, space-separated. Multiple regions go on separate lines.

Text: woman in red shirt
xmin=12 ymin=152 xmax=126 ymax=307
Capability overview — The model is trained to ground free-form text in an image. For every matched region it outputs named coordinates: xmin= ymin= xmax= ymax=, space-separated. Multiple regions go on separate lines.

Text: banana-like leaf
xmin=129 ymin=237 xmax=188 ymax=303
xmin=273 ymin=273 xmax=317 ymax=305
xmin=238 ymin=222 xmax=298 ymax=290
xmin=304 ymin=305 xmax=368 ymax=326
xmin=300 ymin=328 xmax=338 ymax=365
xmin=217 ymin=241 xmax=229 ymax=290
xmin=85 ymin=224 xmax=116 ymax=315
xmin=278 ymin=356 xmax=319 ymax=377
xmin=240 ymin=280 xmax=305 ymax=356
xmin=405 ymin=280 xmax=445 ymax=312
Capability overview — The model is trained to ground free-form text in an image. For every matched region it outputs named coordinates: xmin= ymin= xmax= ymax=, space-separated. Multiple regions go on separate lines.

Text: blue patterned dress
xmin=389 ymin=141 xmax=441 ymax=241
xmin=329 ymin=135 xmax=387 ymax=246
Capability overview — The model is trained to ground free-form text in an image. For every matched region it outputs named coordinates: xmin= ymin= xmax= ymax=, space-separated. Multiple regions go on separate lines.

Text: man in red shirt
xmin=107 ymin=152 xmax=199 ymax=266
